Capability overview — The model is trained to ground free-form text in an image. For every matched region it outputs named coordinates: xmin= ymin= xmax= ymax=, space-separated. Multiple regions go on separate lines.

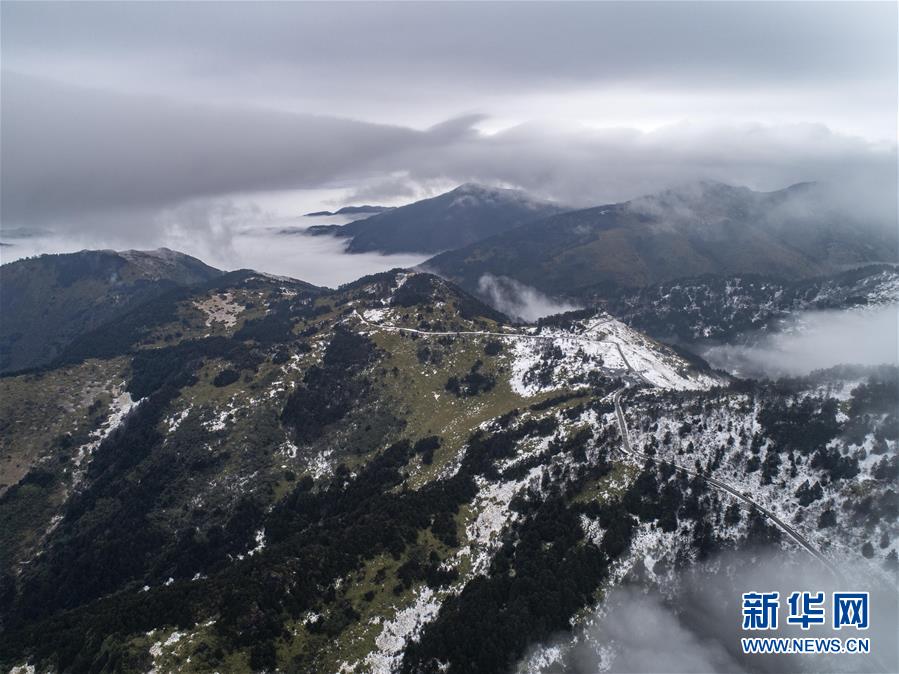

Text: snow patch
xmin=72 ymin=386 xmax=140 ymax=483
xmin=363 ymin=307 xmax=390 ymax=323
xmin=195 ymin=292 xmax=244 ymax=328
xmin=363 ymin=587 xmax=442 ymax=674
xmin=165 ymin=406 xmax=191 ymax=433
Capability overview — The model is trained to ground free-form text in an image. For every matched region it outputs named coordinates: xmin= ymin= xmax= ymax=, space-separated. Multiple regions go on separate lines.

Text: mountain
xmin=304 ymin=205 xmax=395 ymax=217
xmin=426 ymin=181 xmax=899 ymax=300
xmin=601 ymin=263 xmax=899 ymax=345
xmin=0 ymin=248 xmax=222 ymax=374
xmin=0 ymin=226 xmax=54 ymax=239
xmin=308 ymin=183 xmax=566 ymax=254
xmin=2 ymin=252 xmax=895 ymax=673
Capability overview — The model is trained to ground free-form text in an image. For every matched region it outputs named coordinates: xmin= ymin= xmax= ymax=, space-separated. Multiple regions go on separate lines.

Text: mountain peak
xmin=452 ymin=182 xmax=497 ymax=195
xmin=118 ymin=246 xmax=189 ymax=262
xmin=447 ymin=183 xmax=561 ymax=212
xmin=427 ymin=179 xmax=897 ymax=297
xmin=0 ymin=247 xmax=222 ymax=373
xmin=115 ymin=247 xmax=222 ymax=281
xmin=779 ymin=180 xmax=819 ymax=194
xmin=312 ymin=183 xmax=565 ymax=255
xmin=624 ymin=180 xmax=757 ymax=220
xmin=304 ymin=204 xmax=394 ymax=217
xmin=658 ymin=179 xmax=750 ymax=198
xmin=451 ymin=182 xmax=533 ymax=199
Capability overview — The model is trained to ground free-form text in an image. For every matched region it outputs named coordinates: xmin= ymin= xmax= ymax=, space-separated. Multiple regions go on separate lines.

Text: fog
xmin=520 ymin=549 xmax=898 ymax=674
xmin=3 ymin=3 xmax=894 ymax=137
xmin=3 ymin=73 xmax=895 ymax=240
xmin=703 ymin=305 xmax=899 ymax=379
xmin=2 ymin=3 xmax=895 ymax=261
xmin=562 ymin=587 xmax=745 ymax=673
xmin=476 ymin=274 xmax=581 ymax=323
xmin=0 ymin=207 xmax=427 ymax=288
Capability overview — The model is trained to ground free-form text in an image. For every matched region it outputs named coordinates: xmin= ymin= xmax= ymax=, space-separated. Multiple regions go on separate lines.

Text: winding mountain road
xmin=353 ymin=310 xmax=651 ymax=384
xmin=612 ymin=389 xmax=840 ymax=576
xmin=354 ymin=308 xmax=837 ymax=575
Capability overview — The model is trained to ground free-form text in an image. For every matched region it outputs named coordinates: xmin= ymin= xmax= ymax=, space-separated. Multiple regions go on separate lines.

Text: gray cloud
xmin=3 ymin=3 xmax=894 ymax=114
xmin=475 ymin=274 xmax=581 ymax=323
xmin=0 ymin=72 xmax=450 ymax=227
xmin=0 ymin=202 xmax=428 ymax=288
xmin=521 ymin=549 xmax=898 ymax=674
xmin=0 ymin=2 xmax=895 ymax=261
xmin=703 ymin=305 xmax=899 ymax=379
xmin=567 ymin=587 xmax=745 ymax=674
xmin=2 ymin=72 xmax=896 ymax=237
xmin=398 ymin=119 xmax=897 ymax=220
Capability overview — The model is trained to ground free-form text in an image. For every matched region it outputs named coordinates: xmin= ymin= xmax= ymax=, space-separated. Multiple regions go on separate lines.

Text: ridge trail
xmin=353 ymin=308 xmax=838 ymax=576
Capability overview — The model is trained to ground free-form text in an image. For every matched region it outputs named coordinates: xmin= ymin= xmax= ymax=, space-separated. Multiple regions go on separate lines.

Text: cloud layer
xmin=521 ymin=549 xmax=898 ymax=674
xmin=1 ymin=2 xmax=895 ymax=275
xmin=703 ymin=305 xmax=899 ymax=379
xmin=475 ymin=274 xmax=581 ymax=323
xmin=3 ymin=73 xmax=896 ymax=235
xmin=3 ymin=3 xmax=895 ymax=135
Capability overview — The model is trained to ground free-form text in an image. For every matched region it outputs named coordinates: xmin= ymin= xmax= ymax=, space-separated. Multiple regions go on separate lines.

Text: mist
xmin=702 ymin=304 xmax=899 ymax=378
xmin=0 ymin=206 xmax=427 ymax=288
xmin=520 ymin=549 xmax=898 ymax=674
xmin=3 ymin=2 xmax=896 ymax=249
xmin=2 ymin=74 xmax=896 ymax=243
xmin=476 ymin=273 xmax=581 ymax=322
xmin=228 ymin=233 xmax=427 ymax=288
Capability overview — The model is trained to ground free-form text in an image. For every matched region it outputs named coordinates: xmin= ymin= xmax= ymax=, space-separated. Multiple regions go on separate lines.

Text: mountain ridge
xmin=306 ymin=183 xmax=566 ymax=254
xmin=1 ymin=247 xmax=896 ymax=672
xmin=304 ymin=205 xmax=395 ymax=217
xmin=425 ymin=181 xmax=898 ymax=299
xmin=0 ymin=248 xmax=223 ymax=374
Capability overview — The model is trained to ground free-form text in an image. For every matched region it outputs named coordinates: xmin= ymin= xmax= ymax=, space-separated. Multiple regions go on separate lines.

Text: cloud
xmin=1 ymin=3 xmax=895 ymax=259
xmin=703 ymin=305 xmax=899 ymax=379
xmin=214 ymin=229 xmax=429 ymax=289
xmin=0 ymin=72 xmax=456 ymax=228
xmin=520 ymin=549 xmax=898 ymax=674
xmin=475 ymin=274 xmax=581 ymax=322
xmin=566 ymin=587 xmax=745 ymax=674
xmin=0 ymin=200 xmax=429 ymax=288
xmin=3 ymin=72 xmax=895 ymax=239
xmin=405 ymin=120 xmax=897 ymax=219
xmin=2 ymin=3 xmax=894 ymax=136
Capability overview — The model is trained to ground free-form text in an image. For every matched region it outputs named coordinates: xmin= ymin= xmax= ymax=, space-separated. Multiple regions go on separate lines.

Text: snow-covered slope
xmin=510 ymin=314 xmax=721 ymax=396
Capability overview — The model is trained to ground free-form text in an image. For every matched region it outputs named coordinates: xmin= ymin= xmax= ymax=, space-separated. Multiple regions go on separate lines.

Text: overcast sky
xmin=1 ymin=1 xmax=896 ymax=265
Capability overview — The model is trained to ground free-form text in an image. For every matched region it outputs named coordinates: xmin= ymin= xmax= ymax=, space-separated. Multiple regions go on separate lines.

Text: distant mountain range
xmin=306 ymin=183 xmax=565 ymax=254
xmin=0 ymin=226 xmax=55 ymax=240
xmin=304 ymin=205 xmax=395 ymax=217
xmin=599 ymin=263 xmax=899 ymax=345
xmin=0 ymin=248 xmax=221 ymax=373
xmin=426 ymin=181 xmax=899 ymax=300
xmin=5 ymin=181 xmax=894 ymax=378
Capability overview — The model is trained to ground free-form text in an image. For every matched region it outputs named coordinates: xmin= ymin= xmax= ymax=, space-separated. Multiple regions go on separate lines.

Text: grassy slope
xmin=1 ymin=270 xmax=644 ymax=673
